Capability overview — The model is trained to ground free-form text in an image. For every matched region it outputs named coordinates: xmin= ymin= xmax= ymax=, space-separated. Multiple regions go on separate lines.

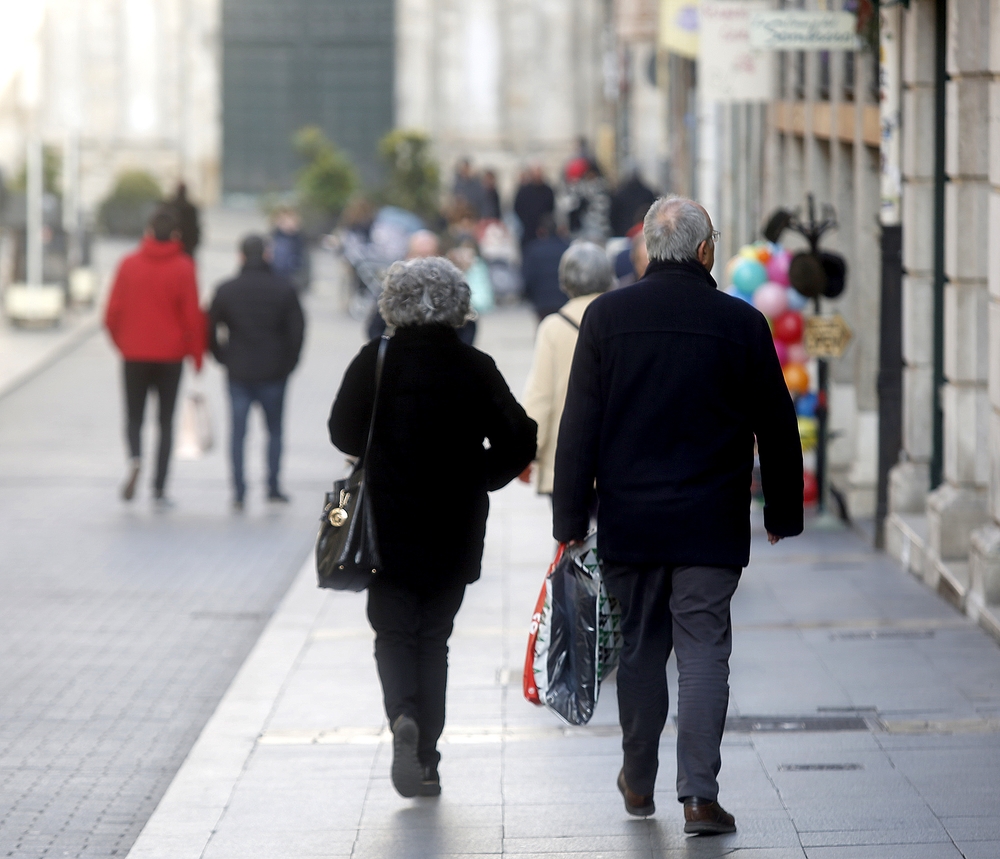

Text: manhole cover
xmin=778 ymin=763 xmax=863 ymax=772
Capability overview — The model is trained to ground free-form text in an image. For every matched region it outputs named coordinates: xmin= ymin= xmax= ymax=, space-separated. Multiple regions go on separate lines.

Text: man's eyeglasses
xmin=708 ymin=230 xmax=721 ymax=243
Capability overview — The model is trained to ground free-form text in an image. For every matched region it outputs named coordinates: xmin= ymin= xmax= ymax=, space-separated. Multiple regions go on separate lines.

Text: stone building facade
xmin=884 ymin=0 xmax=1000 ymax=640
xmin=395 ymin=0 xmax=611 ymax=197
xmin=0 ymin=0 xmax=220 ymax=210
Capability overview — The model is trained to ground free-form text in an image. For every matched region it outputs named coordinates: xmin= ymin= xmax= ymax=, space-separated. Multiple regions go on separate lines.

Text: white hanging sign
xmin=749 ymin=11 xmax=860 ymax=51
xmin=699 ymin=0 xmax=773 ymax=103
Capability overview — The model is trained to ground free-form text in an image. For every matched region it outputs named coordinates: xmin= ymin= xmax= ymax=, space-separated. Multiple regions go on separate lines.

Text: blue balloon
xmin=787 ymin=286 xmax=810 ymax=311
xmin=725 ymin=284 xmax=754 ymax=304
xmin=796 ymin=392 xmax=818 ymax=417
xmin=732 ymin=260 xmax=768 ymax=296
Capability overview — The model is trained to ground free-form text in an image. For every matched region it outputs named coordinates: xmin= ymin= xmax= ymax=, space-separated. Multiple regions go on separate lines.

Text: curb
xmin=0 ymin=314 xmax=102 ymax=402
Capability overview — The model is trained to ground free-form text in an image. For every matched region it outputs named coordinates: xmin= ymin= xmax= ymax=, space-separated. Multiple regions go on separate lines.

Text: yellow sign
xmin=804 ymin=314 xmax=852 ymax=359
xmin=660 ymin=0 xmax=699 ymax=59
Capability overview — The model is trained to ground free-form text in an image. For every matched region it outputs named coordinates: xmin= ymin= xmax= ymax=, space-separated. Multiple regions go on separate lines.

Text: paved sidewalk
xmin=125 ymin=322 xmax=1000 ymax=858
xmin=0 ymin=210 xmax=361 ymax=858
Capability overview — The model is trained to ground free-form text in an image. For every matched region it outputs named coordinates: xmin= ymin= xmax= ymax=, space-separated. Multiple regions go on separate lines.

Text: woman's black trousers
xmin=366 ymin=577 xmax=466 ymax=766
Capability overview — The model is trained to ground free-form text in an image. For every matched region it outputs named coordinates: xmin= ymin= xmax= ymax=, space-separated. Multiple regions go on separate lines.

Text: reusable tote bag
xmin=523 ymin=534 xmax=623 ymax=726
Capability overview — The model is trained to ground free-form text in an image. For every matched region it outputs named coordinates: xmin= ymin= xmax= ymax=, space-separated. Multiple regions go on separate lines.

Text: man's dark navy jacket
xmin=552 ymin=258 xmax=803 ymax=569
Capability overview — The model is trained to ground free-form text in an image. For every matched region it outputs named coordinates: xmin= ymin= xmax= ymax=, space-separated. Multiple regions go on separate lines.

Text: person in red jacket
xmin=105 ymin=206 xmax=205 ymax=504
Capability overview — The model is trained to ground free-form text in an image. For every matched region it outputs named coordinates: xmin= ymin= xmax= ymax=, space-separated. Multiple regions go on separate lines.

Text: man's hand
xmin=517 ymin=464 xmax=533 ymax=484
xmin=767 ymin=532 xmax=782 ymax=545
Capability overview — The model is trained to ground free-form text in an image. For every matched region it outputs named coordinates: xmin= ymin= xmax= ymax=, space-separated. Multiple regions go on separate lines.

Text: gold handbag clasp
xmin=328 ymin=489 xmax=350 ymax=527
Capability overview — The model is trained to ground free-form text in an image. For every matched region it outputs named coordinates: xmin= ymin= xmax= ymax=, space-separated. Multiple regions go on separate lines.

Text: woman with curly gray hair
xmin=328 ymin=256 xmax=537 ymax=799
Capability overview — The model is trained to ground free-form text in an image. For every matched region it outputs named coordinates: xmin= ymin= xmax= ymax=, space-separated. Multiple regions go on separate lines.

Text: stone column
xmin=968 ymin=0 xmax=1000 ymax=616
xmin=889 ymin=0 xmax=936 ymax=514
xmin=926 ymin=0 xmax=992 ymax=562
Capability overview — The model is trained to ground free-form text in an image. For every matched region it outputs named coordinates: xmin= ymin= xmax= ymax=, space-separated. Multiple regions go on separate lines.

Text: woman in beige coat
xmin=521 ymin=241 xmax=615 ymax=494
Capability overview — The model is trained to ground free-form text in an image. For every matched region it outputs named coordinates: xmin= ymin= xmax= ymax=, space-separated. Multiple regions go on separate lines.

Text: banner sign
xmin=749 ymin=11 xmax=860 ymax=51
xmin=660 ymin=0 xmax=700 ymax=59
xmin=699 ymin=0 xmax=772 ymax=103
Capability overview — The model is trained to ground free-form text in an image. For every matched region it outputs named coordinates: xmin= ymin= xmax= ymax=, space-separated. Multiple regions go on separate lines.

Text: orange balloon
xmin=783 ymin=362 xmax=810 ymax=395
xmin=756 ymin=247 xmax=772 ymax=264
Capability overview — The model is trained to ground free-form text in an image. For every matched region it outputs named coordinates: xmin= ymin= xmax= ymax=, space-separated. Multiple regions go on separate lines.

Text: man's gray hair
xmin=378 ymin=257 xmax=471 ymax=329
xmin=643 ymin=195 xmax=711 ymax=262
xmin=559 ymin=240 xmax=614 ymax=298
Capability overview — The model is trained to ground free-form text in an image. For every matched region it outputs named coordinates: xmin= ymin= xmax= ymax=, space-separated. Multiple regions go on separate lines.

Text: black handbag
xmin=316 ymin=336 xmax=388 ymax=591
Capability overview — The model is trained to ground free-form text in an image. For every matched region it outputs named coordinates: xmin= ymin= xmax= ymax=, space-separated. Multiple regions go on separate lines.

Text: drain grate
xmin=832 ymin=630 xmax=934 ymax=640
xmin=778 ymin=763 xmax=863 ymax=772
xmin=723 ymin=715 xmax=869 ymax=732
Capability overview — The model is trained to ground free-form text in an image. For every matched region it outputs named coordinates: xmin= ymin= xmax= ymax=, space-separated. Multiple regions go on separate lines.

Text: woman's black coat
xmin=329 ymin=326 xmax=537 ymax=594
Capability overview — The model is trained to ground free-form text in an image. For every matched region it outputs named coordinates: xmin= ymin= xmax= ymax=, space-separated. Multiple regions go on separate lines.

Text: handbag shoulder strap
xmin=360 ymin=336 xmax=389 ymax=465
xmin=556 ymin=310 xmax=580 ymax=331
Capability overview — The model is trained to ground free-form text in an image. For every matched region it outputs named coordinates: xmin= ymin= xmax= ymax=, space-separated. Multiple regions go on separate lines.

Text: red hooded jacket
xmin=105 ymin=237 xmax=205 ymax=369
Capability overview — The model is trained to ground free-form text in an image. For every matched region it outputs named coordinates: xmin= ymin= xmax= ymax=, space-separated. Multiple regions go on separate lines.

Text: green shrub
xmin=293 ymin=126 xmax=359 ymax=219
xmin=98 ymin=170 xmax=163 ymax=236
xmin=377 ymin=130 xmax=440 ymax=223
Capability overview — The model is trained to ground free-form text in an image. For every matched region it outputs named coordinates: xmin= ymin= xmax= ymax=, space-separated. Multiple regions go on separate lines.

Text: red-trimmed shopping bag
xmin=523 ymin=534 xmax=622 ymax=725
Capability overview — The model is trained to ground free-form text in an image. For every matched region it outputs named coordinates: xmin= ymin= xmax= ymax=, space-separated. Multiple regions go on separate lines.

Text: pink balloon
xmin=787 ymin=343 xmax=809 ymax=365
xmin=773 ymin=339 xmax=789 ymax=366
xmin=753 ymin=282 xmax=790 ymax=319
xmin=766 ymin=250 xmax=792 ymax=286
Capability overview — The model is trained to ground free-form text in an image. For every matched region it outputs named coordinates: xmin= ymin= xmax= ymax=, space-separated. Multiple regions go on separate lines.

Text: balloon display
xmin=732 ymin=259 xmax=768 ymax=296
xmin=773 ymin=310 xmax=804 ymax=344
xmin=786 ymin=342 xmax=809 ymax=365
xmin=795 ymin=392 xmax=818 ymax=417
xmin=797 ymin=416 xmax=818 ymax=451
xmin=803 ymin=470 xmax=819 ymax=505
xmin=753 ymin=283 xmax=790 ymax=319
xmin=765 ymin=250 xmax=791 ymax=285
xmin=786 ymin=285 xmax=809 ymax=311
xmin=783 ymin=362 xmax=810 ymax=394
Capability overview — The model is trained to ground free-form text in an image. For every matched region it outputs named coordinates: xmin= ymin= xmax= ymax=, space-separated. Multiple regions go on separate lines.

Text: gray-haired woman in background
xmin=520 ymin=241 xmax=614 ymax=494
xmin=328 ymin=257 xmax=536 ymax=798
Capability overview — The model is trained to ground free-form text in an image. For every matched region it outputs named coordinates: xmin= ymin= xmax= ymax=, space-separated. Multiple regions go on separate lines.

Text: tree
xmin=97 ymin=170 xmax=163 ymax=236
xmin=293 ymin=126 xmax=359 ymax=219
xmin=377 ymin=130 xmax=440 ymax=223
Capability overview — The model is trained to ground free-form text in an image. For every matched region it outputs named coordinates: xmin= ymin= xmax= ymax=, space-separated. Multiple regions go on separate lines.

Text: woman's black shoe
xmin=390 ymin=715 xmax=422 ymax=797
xmin=418 ymin=764 xmax=441 ymax=797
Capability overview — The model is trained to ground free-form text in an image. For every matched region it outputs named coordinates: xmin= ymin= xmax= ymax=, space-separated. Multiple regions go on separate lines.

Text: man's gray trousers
xmin=603 ymin=563 xmax=741 ymax=801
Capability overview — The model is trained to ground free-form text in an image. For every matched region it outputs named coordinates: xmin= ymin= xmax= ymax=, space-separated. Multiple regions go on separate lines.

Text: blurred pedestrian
xmin=271 ymin=208 xmax=310 ymax=292
xmin=167 ymin=182 xmax=201 ymax=257
xmin=513 ymin=164 xmax=555 ymax=250
xmin=104 ymin=206 xmax=205 ymax=505
xmin=521 ymin=213 xmax=570 ymax=321
xmin=564 ymin=161 xmax=611 ymax=241
xmin=328 ymin=257 xmax=536 ymax=799
xmin=520 ymin=241 xmax=612 ymax=494
xmin=366 ymin=229 xmax=444 ymax=341
xmin=208 ymin=235 xmax=305 ymax=510
xmin=613 ymin=225 xmax=649 ymax=289
xmin=481 ymin=169 xmax=502 ymax=220
xmin=452 ymin=158 xmax=485 ymax=218
xmin=610 ymin=166 xmax=657 ymax=238
xmin=553 ymin=196 xmax=803 ymax=834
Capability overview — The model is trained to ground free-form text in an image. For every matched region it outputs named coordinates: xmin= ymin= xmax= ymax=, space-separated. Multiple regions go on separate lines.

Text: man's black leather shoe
xmin=683 ymin=797 xmax=736 ymax=834
xmin=617 ymin=769 xmax=655 ymax=816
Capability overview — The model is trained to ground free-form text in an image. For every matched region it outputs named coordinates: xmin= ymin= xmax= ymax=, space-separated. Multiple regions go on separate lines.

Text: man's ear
xmin=696 ymin=240 xmax=709 ymax=264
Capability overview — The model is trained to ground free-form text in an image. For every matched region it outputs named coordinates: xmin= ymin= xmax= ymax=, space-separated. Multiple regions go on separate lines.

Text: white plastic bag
xmin=176 ymin=392 xmax=214 ymax=460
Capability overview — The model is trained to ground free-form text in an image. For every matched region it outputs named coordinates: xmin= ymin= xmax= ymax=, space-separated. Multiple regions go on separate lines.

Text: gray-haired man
xmin=553 ymin=196 xmax=803 ymax=833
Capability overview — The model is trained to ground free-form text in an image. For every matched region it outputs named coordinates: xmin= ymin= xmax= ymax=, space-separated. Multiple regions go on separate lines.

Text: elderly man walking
xmin=553 ymin=196 xmax=803 ymax=833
